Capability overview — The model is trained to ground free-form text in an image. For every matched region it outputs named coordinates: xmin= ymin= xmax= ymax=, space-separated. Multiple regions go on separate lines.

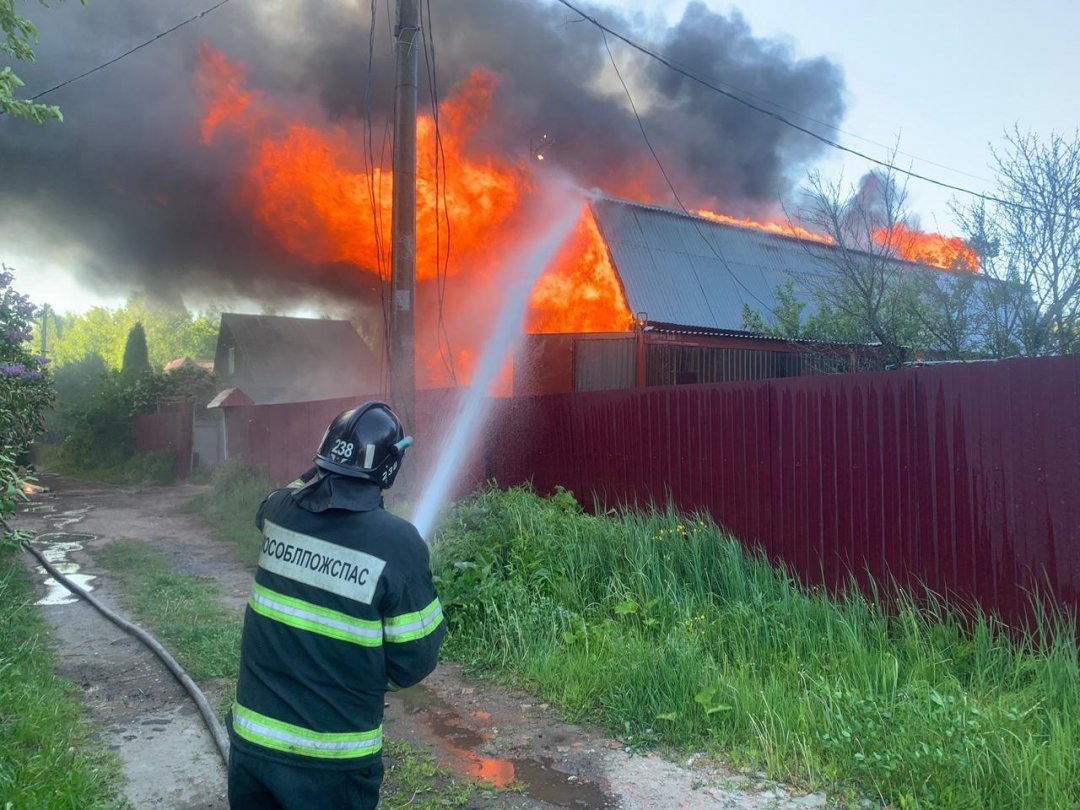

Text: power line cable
xmin=602 ymin=31 xmax=899 ymax=368
xmin=554 ymin=0 xmax=1067 ymax=220
xmin=579 ymin=14 xmax=992 ymax=185
xmin=30 ymin=0 xmax=233 ymax=101
xmin=420 ymin=0 xmax=457 ymax=385
xmin=601 ymin=29 xmax=818 ymax=343
xmin=364 ymin=0 xmax=392 ymax=394
xmin=600 ymin=30 xmax=720 ymax=326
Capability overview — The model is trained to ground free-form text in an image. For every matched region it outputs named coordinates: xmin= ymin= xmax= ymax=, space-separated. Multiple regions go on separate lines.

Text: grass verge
xmin=0 ymin=546 xmax=126 ymax=808
xmin=432 ymin=485 xmax=1080 ymax=810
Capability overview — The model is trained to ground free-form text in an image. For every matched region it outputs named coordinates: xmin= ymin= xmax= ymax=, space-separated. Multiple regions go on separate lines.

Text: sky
xmin=3 ymin=0 xmax=1072 ymax=314
xmin=613 ymin=0 xmax=1074 ymax=229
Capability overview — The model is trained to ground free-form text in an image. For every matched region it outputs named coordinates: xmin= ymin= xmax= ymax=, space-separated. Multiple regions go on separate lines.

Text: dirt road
xmin=15 ymin=474 xmax=834 ymax=809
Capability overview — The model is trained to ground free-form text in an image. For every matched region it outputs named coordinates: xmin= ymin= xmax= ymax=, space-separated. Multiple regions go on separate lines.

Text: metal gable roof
xmin=214 ymin=313 xmax=379 ymax=404
xmin=591 ymin=196 xmax=841 ymax=331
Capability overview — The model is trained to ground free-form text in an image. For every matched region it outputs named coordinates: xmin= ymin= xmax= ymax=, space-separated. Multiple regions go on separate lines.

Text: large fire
xmin=692 ymin=208 xmax=980 ymax=273
xmin=693 ymin=209 xmax=834 ymax=245
xmin=197 ymin=44 xmax=631 ymax=387
xmin=873 ymin=223 xmax=980 ymax=273
xmin=197 ymin=43 xmax=977 ymax=389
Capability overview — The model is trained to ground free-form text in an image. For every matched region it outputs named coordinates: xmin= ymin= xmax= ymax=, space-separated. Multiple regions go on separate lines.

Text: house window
xmin=228 ymin=347 xmax=235 ymax=376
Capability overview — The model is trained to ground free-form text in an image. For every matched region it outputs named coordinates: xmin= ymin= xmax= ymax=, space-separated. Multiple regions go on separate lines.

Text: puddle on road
xmin=31 ymin=532 xmax=98 ymax=606
xmin=50 ymin=506 xmax=94 ymax=529
xmin=400 ymin=687 xmax=615 ymax=808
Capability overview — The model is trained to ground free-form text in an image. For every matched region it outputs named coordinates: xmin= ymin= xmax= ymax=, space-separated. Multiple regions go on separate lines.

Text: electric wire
xmin=602 ymin=30 xmax=812 ymax=349
xmin=600 ymin=30 xmax=720 ymax=327
xmin=364 ymin=0 xmax=392 ymax=396
xmin=554 ymin=0 xmax=1068 ymax=221
xmin=21 ymin=539 xmax=231 ymax=765
xmin=420 ymin=0 xmax=457 ymax=385
xmin=29 ymin=0 xmax=233 ymax=101
xmin=17 ymin=0 xmax=1048 ymax=219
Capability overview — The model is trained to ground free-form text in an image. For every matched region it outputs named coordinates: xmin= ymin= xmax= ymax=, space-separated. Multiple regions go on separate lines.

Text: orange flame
xmin=195 ymin=43 xmax=977 ymax=389
xmin=696 ymin=206 xmax=979 ymax=274
xmin=197 ymin=41 xmax=259 ymax=144
xmin=693 ymin=209 xmax=834 ymax=245
xmin=873 ymin=223 xmax=980 ymax=273
xmin=221 ymin=70 xmax=526 ymax=281
xmin=528 ymin=211 xmax=633 ymax=333
xmin=196 ymin=44 xmax=632 ymax=386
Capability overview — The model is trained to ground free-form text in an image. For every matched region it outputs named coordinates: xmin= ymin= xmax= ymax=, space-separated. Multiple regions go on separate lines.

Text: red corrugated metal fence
xmin=133 ymin=400 xmax=195 ymax=478
xmin=486 ymin=355 xmax=1080 ymax=626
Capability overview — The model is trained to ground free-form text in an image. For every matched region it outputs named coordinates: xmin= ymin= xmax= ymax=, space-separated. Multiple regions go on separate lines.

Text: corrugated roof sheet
xmin=643 ymin=320 xmax=880 ymax=349
xmin=591 ymin=196 xmax=837 ymax=331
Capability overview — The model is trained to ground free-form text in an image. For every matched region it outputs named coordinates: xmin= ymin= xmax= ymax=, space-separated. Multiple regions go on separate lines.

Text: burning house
xmin=2 ymin=3 xmax=985 ymax=401
xmin=514 ymin=196 xmax=985 ymax=396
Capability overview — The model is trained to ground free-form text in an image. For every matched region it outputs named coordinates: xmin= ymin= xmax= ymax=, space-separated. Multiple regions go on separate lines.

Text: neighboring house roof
xmin=164 ymin=356 xmax=214 ymax=373
xmin=589 ymin=196 xmax=983 ymax=334
xmin=643 ymin=320 xmax=881 ymax=349
xmin=206 ymin=387 xmax=254 ymax=408
xmin=213 ymin=313 xmax=379 ymax=405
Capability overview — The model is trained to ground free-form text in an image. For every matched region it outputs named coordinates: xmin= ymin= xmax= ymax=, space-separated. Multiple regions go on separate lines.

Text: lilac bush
xmin=0 ymin=264 xmax=55 ymax=534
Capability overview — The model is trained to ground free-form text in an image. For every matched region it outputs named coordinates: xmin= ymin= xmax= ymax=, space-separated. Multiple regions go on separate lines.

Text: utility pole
xmin=389 ymin=0 xmax=419 ymax=431
xmin=41 ymin=303 xmax=49 ymax=360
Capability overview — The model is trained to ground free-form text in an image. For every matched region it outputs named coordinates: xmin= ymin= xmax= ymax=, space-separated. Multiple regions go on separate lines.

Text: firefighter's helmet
xmin=314 ymin=402 xmax=412 ymax=488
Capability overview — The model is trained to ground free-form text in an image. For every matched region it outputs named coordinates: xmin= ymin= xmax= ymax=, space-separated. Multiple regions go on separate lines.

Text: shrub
xmin=0 ymin=265 xmax=54 ymax=536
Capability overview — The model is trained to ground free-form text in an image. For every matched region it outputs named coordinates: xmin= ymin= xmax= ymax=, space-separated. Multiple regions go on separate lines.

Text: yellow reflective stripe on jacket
xmin=233 ymin=703 xmax=382 ymax=759
xmin=249 ymin=582 xmax=383 ymax=646
xmin=383 ymin=597 xmax=444 ymax=643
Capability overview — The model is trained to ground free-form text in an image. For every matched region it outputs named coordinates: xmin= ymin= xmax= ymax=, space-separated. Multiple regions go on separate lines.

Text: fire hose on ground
xmin=20 ymin=539 xmax=231 ymax=766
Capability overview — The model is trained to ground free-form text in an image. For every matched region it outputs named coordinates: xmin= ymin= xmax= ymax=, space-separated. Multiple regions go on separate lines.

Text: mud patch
xmin=398 ymin=687 xmax=615 ymax=808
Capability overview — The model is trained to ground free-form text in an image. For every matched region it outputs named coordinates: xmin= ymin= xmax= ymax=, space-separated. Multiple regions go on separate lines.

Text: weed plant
xmin=0 ymin=547 xmax=126 ymax=807
xmin=432 ymin=486 xmax=1080 ymax=809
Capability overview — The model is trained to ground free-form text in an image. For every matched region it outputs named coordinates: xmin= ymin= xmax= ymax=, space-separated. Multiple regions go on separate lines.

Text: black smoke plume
xmin=0 ymin=0 xmax=846 ymax=305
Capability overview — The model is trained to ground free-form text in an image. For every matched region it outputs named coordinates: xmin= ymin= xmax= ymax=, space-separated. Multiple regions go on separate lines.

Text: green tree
xmin=42 ymin=306 xmax=127 ymax=367
xmin=796 ymin=167 xmax=930 ymax=367
xmin=741 ymin=281 xmax=865 ymax=344
xmin=35 ymin=300 xmax=220 ymax=370
xmin=121 ymin=321 xmax=150 ymax=377
xmin=1 ymin=0 xmax=82 ymax=124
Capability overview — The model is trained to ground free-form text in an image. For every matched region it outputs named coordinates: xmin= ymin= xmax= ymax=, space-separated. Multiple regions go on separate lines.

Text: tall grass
xmin=0 ymin=547 xmax=126 ymax=808
xmin=433 ymin=486 xmax=1080 ymax=809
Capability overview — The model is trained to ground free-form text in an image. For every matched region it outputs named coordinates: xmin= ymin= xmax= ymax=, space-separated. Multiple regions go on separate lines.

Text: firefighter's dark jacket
xmin=230 ymin=474 xmax=445 ymax=769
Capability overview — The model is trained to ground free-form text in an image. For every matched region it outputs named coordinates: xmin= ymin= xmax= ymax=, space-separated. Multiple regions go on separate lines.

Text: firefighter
xmin=227 ymin=402 xmax=445 ymax=810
